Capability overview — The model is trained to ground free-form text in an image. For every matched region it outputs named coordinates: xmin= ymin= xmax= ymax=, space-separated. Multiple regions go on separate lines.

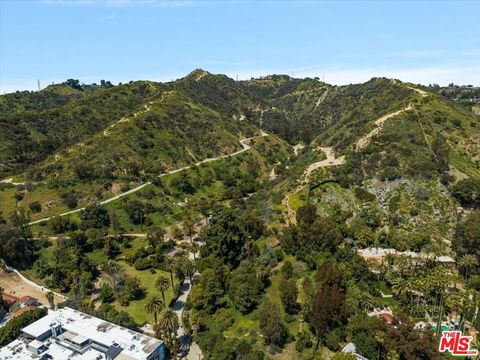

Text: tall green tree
xmin=310 ymin=284 xmax=346 ymax=350
xmin=147 ymin=226 xmax=165 ymax=248
xmin=80 ymin=204 xmax=110 ymax=229
xmin=258 ymin=301 xmax=289 ymax=348
xmin=46 ymin=291 xmax=55 ymax=310
xmin=0 ymin=209 xmax=35 ymax=267
xmin=453 ymin=211 xmax=480 ymax=263
xmin=202 ymin=207 xmax=263 ymax=268
xmin=228 ymin=261 xmax=263 ymax=314
xmin=279 ymin=278 xmax=299 ymax=314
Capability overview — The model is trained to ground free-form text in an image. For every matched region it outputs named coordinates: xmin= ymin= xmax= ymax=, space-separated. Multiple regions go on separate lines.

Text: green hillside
xmin=1 ymin=71 xmax=480 ymax=360
xmin=0 ymin=80 xmax=162 ymax=177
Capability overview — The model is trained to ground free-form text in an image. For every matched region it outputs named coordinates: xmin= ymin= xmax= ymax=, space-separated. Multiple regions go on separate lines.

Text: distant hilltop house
xmin=0 ymin=307 xmax=165 ymax=360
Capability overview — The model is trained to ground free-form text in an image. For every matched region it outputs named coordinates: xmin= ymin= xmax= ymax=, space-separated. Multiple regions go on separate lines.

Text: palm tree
xmin=174 ymin=264 xmax=185 ymax=284
xmin=182 ymin=218 xmax=195 ymax=244
xmin=359 ymin=292 xmax=375 ymax=311
xmin=421 ymin=242 xmax=443 ymax=268
xmin=190 ymin=243 xmax=199 ymax=260
xmin=457 ymin=254 xmax=479 ymax=280
xmin=183 ymin=260 xmax=195 ymax=283
xmin=166 ymin=257 xmax=176 ymax=288
xmin=145 ymin=295 xmax=164 ymax=325
xmin=158 ymin=308 xmax=179 ymax=338
xmin=390 ymin=277 xmax=404 ymax=297
xmin=46 ymin=291 xmax=55 ymax=310
xmin=155 ymin=276 xmax=170 ymax=303
xmin=396 ymin=256 xmax=409 ymax=277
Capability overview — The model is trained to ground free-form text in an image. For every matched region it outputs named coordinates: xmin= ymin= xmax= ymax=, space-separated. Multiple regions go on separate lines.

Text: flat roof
xmin=28 ymin=339 xmax=44 ymax=349
xmin=72 ymin=334 xmax=89 ymax=345
xmin=20 ymin=307 xmax=163 ymax=359
xmin=0 ymin=339 xmax=105 ymax=360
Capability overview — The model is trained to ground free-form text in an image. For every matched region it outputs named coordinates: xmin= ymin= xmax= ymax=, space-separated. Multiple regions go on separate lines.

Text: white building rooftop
xmin=0 ymin=307 xmax=164 ymax=360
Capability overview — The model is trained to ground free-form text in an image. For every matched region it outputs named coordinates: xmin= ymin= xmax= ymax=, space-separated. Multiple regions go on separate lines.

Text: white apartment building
xmin=0 ymin=307 xmax=165 ymax=360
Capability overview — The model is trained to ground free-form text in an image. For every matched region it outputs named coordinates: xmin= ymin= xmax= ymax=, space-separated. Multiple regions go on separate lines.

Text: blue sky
xmin=1 ymin=0 xmax=479 ymax=93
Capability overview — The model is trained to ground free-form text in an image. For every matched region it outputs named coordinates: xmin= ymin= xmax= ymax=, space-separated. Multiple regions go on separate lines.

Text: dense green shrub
xmin=450 ymin=178 xmax=480 ymax=208
xmin=28 ymin=201 xmax=42 ymax=213
xmin=0 ymin=307 xmax=47 ymax=346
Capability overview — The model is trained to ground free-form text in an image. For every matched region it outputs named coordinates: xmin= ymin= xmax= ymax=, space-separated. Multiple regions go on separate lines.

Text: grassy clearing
xmin=289 ymin=190 xmax=307 ymax=211
xmin=0 ymin=186 xmax=17 ymax=216
xmin=223 ymin=312 xmax=259 ymax=339
xmin=114 ymin=261 xmax=174 ymax=325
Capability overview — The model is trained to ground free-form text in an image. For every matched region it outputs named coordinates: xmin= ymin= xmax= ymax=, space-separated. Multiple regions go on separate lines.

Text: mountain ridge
xmin=1 ymin=70 xmax=479 ymax=184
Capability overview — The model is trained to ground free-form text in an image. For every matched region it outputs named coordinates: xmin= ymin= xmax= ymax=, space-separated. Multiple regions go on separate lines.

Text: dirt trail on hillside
xmin=0 ymin=177 xmax=25 ymax=186
xmin=28 ymin=131 xmax=269 ymax=226
xmin=284 ymin=86 xmax=429 ymax=224
xmin=282 ymin=193 xmax=297 ymax=226
xmin=355 ymin=87 xmax=428 ymax=151
xmin=303 ymin=147 xmax=345 ymax=183
xmin=103 ymin=102 xmax=153 ymax=136
xmin=293 ymin=144 xmax=305 ymax=155
xmin=314 ymin=88 xmax=329 ymax=110
xmin=283 ymin=147 xmax=345 ymax=225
